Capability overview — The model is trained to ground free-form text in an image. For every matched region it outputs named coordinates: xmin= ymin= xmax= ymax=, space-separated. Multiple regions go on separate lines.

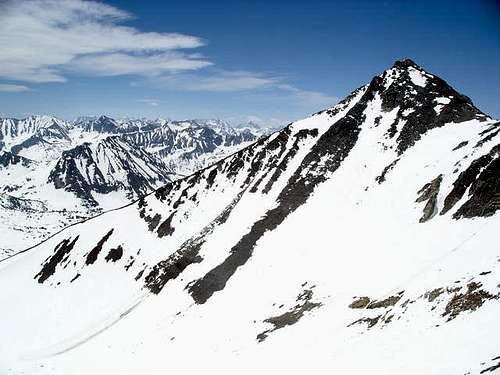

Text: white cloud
xmin=138 ymin=99 xmax=160 ymax=107
xmin=71 ymin=52 xmax=212 ymax=77
xmin=0 ymin=0 xmax=208 ymax=83
xmin=157 ymin=70 xmax=337 ymax=108
xmin=184 ymin=71 xmax=280 ymax=92
xmin=0 ymin=83 xmax=31 ymax=92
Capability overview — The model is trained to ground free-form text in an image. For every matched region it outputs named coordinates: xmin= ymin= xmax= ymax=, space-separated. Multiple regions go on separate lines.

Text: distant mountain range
xmin=0 ymin=115 xmax=274 ymax=258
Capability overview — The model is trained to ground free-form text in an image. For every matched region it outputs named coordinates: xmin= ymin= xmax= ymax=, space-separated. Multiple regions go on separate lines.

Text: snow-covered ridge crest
xmin=0 ymin=59 xmax=499 ymax=374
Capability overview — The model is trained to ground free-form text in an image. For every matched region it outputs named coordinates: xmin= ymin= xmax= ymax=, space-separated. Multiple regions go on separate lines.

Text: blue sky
xmin=0 ymin=0 xmax=498 ymax=125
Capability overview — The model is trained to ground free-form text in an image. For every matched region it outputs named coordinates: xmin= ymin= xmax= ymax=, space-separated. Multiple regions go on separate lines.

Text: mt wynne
xmin=1 ymin=60 xmax=499 ymax=374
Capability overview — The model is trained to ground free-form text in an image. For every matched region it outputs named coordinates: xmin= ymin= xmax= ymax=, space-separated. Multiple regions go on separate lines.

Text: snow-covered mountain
xmin=120 ymin=119 xmax=260 ymax=175
xmin=0 ymin=115 xmax=72 ymax=160
xmin=72 ymin=116 xmax=268 ymax=175
xmin=1 ymin=59 xmax=498 ymax=374
xmin=0 ymin=115 xmax=270 ymax=259
xmin=48 ymin=137 xmax=175 ymax=205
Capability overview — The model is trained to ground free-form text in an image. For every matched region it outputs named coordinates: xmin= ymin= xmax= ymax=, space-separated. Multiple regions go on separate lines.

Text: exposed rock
xmin=423 ymin=287 xmax=444 ymax=303
xmin=349 ymin=296 xmax=371 ymax=309
xmin=366 ymin=292 xmax=404 ymax=309
xmin=443 ymin=282 xmax=498 ymax=321
xmin=105 ymin=245 xmax=123 ymax=263
xmin=416 ymin=175 xmax=442 ymax=222
xmin=257 ymin=289 xmax=322 ymax=342
xmin=85 ymin=229 xmax=114 ymax=265
xmin=442 ymin=144 xmax=500 ymax=218
xmin=376 ymin=158 xmax=400 ymax=184
xmin=35 ymin=236 xmax=79 ymax=283
xmin=348 ymin=315 xmax=381 ymax=329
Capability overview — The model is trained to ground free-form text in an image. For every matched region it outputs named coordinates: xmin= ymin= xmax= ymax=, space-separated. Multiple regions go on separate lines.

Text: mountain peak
xmin=391 ymin=58 xmax=422 ymax=70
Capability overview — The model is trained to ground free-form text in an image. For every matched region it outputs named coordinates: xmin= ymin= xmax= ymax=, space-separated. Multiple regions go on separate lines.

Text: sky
xmin=0 ymin=0 xmax=498 ymax=126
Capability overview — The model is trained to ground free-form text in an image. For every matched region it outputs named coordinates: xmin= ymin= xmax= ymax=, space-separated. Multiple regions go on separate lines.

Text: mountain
xmin=48 ymin=137 xmax=175 ymax=205
xmin=120 ymin=119 xmax=262 ymax=175
xmin=73 ymin=116 xmax=168 ymax=134
xmin=73 ymin=115 xmax=120 ymax=133
xmin=1 ymin=59 xmax=498 ymax=374
xmin=72 ymin=116 xmax=267 ymax=175
xmin=0 ymin=115 xmax=72 ymax=160
xmin=0 ymin=115 xmax=269 ymax=260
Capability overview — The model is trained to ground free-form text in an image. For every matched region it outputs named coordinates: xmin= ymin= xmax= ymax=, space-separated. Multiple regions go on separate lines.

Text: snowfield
xmin=0 ymin=59 xmax=499 ymax=374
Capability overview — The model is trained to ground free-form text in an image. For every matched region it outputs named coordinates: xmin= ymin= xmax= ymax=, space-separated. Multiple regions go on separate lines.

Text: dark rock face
xmin=416 ymin=175 xmax=442 ymax=223
xmin=35 ymin=236 xmax=79 ymax=283
xmin=381 ymin=59 xmax=484 ymax=155
xmin=441 ymin=145 xmax=500 ymax=218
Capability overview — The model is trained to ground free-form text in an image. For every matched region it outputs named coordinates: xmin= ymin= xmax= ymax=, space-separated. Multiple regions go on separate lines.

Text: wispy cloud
xmin=156 ymin=70 xmax=337 ymax=107
xmin=0 ymin=83 xmax=31 ymax=92
xmin=71 ymin=52 xmax=212 ymax=77
xmin=184 ymin=71 xmax=280 ymax=92
xmin=0 ymin=0 xmax=208 ymax=83
xmin=137 ymin=99 xmax=160 ymax=107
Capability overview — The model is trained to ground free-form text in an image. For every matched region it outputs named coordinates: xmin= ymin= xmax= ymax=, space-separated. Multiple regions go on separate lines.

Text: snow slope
xmin=0 ymin=59 xmax=499 ymax=374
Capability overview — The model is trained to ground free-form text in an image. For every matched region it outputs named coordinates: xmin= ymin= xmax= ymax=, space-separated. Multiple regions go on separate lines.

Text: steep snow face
xmin=1 ymin=59 xmax=499 ymax=375
xmin=48 ymin=137 xmax=175 ymax=205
